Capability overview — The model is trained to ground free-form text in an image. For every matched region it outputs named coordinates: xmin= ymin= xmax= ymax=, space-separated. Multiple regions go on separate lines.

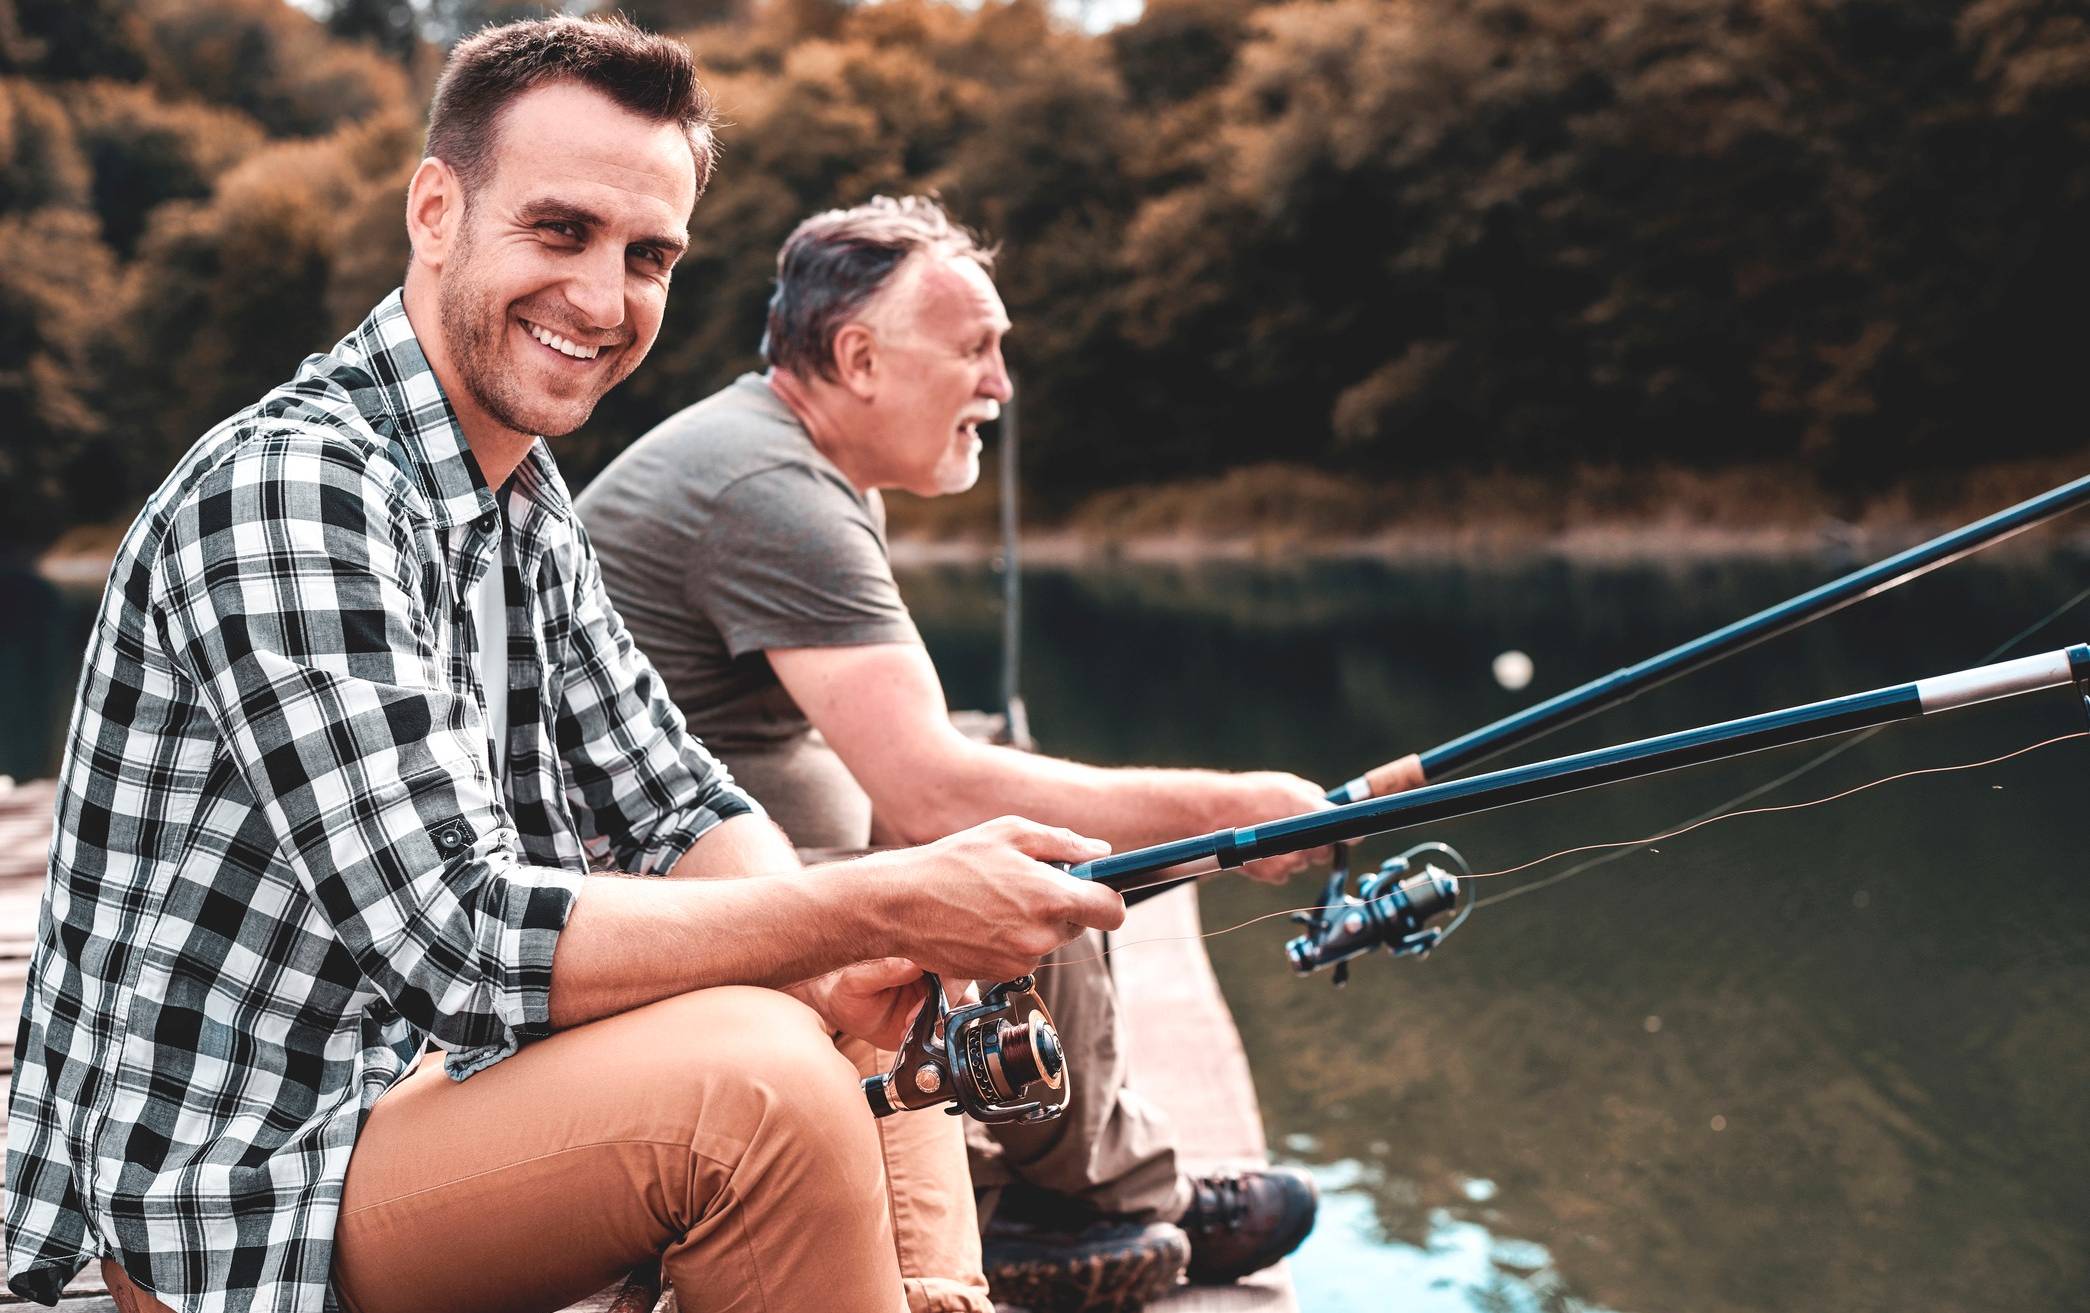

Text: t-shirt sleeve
xmin=686 ymin=463 xmax=920 ymax=657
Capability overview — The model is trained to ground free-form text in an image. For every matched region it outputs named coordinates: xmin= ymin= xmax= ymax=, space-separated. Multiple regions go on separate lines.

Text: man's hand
xmin=789 ymin=958 xmax=932 ymax=1051
xmin=845 ymin=816 xmax=1122 ymax=982
xmin=1209 ymin=771 xmax=1336 ymax=884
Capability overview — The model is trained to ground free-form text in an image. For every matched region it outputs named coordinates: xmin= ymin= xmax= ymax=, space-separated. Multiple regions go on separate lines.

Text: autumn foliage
xmin=2 ymin=0 xmax=2085 ymax=553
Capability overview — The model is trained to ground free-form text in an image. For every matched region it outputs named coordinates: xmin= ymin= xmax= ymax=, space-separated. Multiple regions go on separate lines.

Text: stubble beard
xmin=437 ymin=225 xmax=638 ymax=441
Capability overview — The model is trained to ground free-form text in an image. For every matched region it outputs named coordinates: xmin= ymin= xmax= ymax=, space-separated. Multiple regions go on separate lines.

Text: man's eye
xmin=629 ymin=245 xmax=666 ymax=267
xmin=541 ymin=221 xmax=582 ymax=242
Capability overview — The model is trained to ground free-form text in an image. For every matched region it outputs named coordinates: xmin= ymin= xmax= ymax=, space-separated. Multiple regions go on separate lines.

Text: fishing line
xmin=1471 ymin=578 xmax=2090 ymax=910
xmin=1045 ymin=580 xmax=2090 ymax=966
xmin=1467 ymin=729 xmax=2088 ymax=900
xmin=1041 ymin=727 xmax=2090 ymax=968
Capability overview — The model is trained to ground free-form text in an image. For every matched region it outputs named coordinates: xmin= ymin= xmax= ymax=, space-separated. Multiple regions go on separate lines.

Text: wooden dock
xmin=0 ymin=778 xmax=1292 ymax=1312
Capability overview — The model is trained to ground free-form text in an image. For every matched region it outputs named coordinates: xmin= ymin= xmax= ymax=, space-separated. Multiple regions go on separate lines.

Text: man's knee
xmin=639 ymin=987 xmax=879 ymax=1173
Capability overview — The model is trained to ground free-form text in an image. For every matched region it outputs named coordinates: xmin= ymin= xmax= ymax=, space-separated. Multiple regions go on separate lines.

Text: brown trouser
xmin=736 ymin=738 xmax=1192 ymax=1227
xmin=106 ymin=987 xmax=990 ymax=1313
xmin=968 ymin=932 xmax=1191 ymax=1225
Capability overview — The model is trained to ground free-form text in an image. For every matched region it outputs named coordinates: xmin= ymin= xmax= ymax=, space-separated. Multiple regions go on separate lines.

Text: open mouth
xmin=520 ymin=317 xmax=604 ymax=363
xmin=957 ymin=403 xmax=1000 ymax=445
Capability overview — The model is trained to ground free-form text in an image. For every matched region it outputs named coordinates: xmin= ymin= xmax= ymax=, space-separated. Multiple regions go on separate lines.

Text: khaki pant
xmin=968 ymin=932 xmax=1190 ymax=1225
xmin=106 ymin=987 xmax=990 ymax=1313
xmin=734 ymin=738 xmax=1191 ymax=1227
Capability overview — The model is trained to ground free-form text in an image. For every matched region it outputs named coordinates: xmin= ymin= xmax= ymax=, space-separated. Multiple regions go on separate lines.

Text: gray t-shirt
xmin=576 ymin=375 xmax=919 ymax=845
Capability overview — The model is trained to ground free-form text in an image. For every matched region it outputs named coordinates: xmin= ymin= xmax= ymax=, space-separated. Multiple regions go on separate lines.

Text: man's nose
xmin=981 ymin=346 xmax=1014 ymax=403
xmin=563 ymin=245 xmax=628 ymax=334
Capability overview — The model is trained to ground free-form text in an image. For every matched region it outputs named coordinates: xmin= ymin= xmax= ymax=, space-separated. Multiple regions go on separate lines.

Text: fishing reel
xmin=862 ymin=974 xmax=1068 ymax=1124
xmin=1286 ymin=840 xmax=1472 ymax=986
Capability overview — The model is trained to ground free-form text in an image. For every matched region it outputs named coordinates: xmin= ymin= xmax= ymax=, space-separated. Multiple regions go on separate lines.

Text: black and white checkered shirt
xmin=6 ymin=291 xmax=754 ymax=1311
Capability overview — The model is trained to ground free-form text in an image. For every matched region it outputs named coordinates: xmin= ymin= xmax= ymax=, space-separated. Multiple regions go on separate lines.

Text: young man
xmin=578 ymin=196 xmax=1328 ymax=1308
xmin=4 ymin=24 xmax=1120 ymax=1313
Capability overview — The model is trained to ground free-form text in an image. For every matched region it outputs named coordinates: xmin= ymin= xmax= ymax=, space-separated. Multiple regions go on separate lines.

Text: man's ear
xmin=831 ymin=322 xmax=880 ymax=401
xmin=405 ymin=157 xmax=463 ymax=272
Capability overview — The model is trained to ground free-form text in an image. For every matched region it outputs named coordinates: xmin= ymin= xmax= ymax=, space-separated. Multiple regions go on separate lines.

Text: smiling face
xmin=420 ymin=80 xmax=697 ymax=445
xmin=859 ymin=253 xmax=1014 ymax=497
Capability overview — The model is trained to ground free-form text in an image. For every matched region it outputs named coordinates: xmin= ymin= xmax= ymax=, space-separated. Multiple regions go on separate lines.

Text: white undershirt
xmin=473 ymin=530 xmax=509 ymax=782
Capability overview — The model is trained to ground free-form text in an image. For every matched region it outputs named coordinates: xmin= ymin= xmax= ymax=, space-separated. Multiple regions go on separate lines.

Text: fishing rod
xmin=1073 ymin=644 xmax=2090 ymax=975
xmin=1329 ymin=474 xmax=2090 ymax=804
xmin=871 ymin=482 xmax=2090 ymax=1117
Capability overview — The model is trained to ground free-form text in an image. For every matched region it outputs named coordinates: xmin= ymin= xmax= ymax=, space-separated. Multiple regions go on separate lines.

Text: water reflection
xmin=1284 ymin=1148 xmax=1627 ymax=1313
xmin=5 ymin=549 xmax=2087 ymax=1311
xmin=905 ymin=549 xmax=2090 ymax=1313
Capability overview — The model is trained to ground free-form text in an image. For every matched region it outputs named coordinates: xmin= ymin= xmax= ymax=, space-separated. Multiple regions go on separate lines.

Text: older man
xmin=579 ymin=197 xmax=1325 ymax=1308
xmin=5 ymin=26 xmax=1120 ymax=1313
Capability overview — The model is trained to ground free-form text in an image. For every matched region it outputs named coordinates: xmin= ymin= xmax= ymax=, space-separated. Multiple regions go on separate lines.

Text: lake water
xmin=899 ymin=550 xmax=2090 ymax=1313
xmin=6 ymin=547 xmax=2088 ymax=1312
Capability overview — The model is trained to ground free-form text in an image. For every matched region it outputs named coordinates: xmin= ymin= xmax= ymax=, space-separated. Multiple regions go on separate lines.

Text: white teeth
xmin=525 ymin=321 xmax=600 ymax=360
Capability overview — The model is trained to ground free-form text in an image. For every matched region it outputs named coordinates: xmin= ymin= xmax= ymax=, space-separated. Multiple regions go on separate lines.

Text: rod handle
xmin=1330 ymin=753 xmax=1426 ymax=804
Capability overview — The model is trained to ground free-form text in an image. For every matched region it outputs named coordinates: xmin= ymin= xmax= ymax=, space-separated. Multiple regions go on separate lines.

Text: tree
xmin=61 ymin=80 xmax=264 ymax=257
xmin=0 ymin=76 xmax=89 ymax=213
xmin=137 ymin=0 xmax=411 ymax=138
xmin=0 ymin=208 xmax=119 ymax=554
xmin=0 ymin=0 xmax=148 ymax=81
xmin=326 ymin=0 xmax=423 ymax=61
xmin=98 ymin=112 xmax=422 ymax=506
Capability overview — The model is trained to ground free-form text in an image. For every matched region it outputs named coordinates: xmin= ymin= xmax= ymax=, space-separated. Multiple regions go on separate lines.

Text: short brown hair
xmin=762 ymin=195 xmax=996 ymax=382
xmin=426 ymin=14 xmax=719 ymax=201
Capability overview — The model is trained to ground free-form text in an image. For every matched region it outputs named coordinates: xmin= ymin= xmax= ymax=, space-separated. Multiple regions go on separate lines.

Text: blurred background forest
xmin=2 ymin=0 xmax=2086 ymax=559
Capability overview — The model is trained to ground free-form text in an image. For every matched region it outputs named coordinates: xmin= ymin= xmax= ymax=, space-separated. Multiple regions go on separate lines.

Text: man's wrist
xmin=797 ymin=857 xmax=902 ymax=965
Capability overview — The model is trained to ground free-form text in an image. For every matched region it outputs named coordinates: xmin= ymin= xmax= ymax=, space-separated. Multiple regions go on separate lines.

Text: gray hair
xmin=761 ymin=195 xmax=995 ymax=382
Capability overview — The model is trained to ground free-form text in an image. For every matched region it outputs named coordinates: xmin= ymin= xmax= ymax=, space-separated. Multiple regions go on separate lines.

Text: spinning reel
xmin=1285 ymin=840 xmax=1472 ymax=986
xmin=862 ymin=974 xmax=1069 ymax=1124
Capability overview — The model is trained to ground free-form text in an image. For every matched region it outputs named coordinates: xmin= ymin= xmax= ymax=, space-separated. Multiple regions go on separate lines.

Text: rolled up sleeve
xmin=157 ymin=430 xmax=582 ymax=1069
xmin=556 ymin=525 xmax=756 ymax=876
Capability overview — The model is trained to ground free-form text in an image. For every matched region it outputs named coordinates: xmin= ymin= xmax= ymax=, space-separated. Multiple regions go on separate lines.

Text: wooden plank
xmin=1107 ymin=886 xmax=1296 ymax=1313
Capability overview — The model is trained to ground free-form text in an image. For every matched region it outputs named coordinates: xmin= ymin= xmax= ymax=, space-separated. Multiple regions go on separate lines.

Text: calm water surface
xmin=900 ymin=550 xmax=2090 ymax=1313
xmin=6 ymin=549 xmax=2088 ymax=1312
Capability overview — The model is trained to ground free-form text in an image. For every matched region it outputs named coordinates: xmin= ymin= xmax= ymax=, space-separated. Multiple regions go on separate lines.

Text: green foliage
xmin=2 ymin=0 xmax=2086 ymax=556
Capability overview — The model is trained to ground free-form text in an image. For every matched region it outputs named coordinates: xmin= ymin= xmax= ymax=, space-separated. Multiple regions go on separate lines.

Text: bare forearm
xmin=545 ymin=817 xmax=1126 ymax=1030
xmin=771 ymin=642 xmax=1326 ymax=881
xmin=547 ymin=862 xmax=880 ymax=1029
xmin=878 ymin=737 xmax=1246 ymax=849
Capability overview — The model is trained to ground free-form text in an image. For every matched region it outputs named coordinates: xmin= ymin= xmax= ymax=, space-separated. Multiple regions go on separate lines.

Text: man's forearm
xmin=879 ymin=737 xmax=1249 ymax=850
xmin=546 ymin=862 xmax=878 ymax=1030
xmin=545 ymin=817 xmax=1126 ymax=1030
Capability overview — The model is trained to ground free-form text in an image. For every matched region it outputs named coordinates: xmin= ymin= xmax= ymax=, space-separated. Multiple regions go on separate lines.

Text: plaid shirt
xmin=6 ymin=291 xmax=754 ymax=1312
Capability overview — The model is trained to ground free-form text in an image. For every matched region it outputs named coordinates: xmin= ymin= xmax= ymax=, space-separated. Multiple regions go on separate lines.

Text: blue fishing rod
xmin=1075 ymin=644 xmax=2090 ymax=975
xmin=869 ymin=484 xmax=2090 ymax=1120
xmin=1328 ymin=474 xmax=2090 ymax=804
